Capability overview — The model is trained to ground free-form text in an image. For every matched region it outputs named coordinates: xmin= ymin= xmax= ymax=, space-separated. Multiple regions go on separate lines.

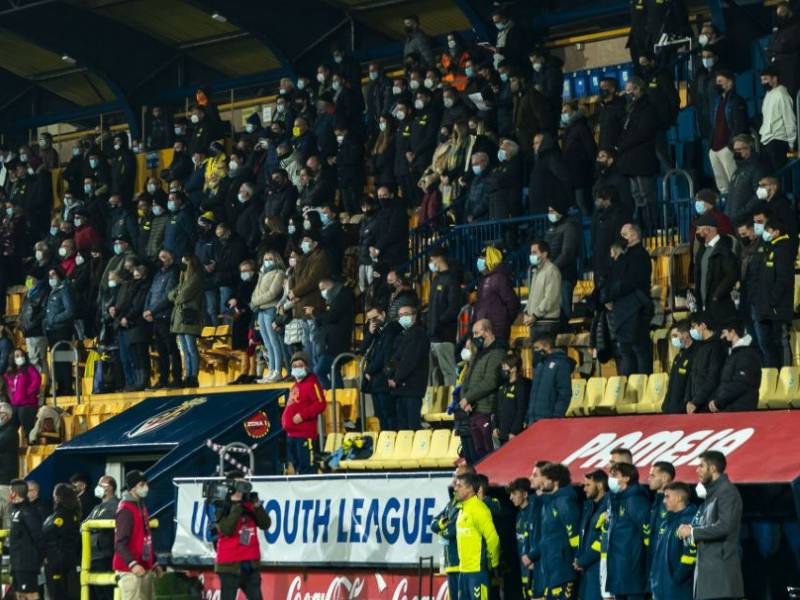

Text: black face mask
xmin=733 ymin=152 xmax=744 ymax=162
xmin=695 ymin=233 xmax=705 ymax=243
xmin=715 ymin=84 xmax=725 ymax=95
xmin=472 ymin=336 xmax=485 ymax=350
xmin=438 ymin=133 xmax=449 ymax=144
xmin=739 ymin=235 xmax=751 ymax=245
xmin=762 ymin=82 xmax=772 ymax=91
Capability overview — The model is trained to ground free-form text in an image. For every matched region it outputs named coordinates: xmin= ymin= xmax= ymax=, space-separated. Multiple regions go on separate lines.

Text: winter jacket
xmin=87 ymin=497 xmax=120 ymax=561
xmin=606 ymin=484 xmax=651 ymax=596
xmin=602 ymin=243 xmax=652 ymax=344
xmin=545 ymin=216 xmax=582 ymax=283
xmin=144 ymin=266 xmax=178 ymax=321
xmin=461 ymin=339 xmax=506 ymax=414
xmin=163 ymin=206 xmax=196 ymax=261
xmin=44 ymin=282 xmax=75 ymax=333
xmin=661 ymin=343 xmax=697 ymax=414
xmin=3 ymin=365 xmax=41 ymax=407
xmin=562 ymin=115 xmax=598 ymax=190
xmin=616 ymin=94 xmax=659 ymax=177
xmin=42 ymin=506 xmax=81 ymax=573
xmin=169 ymin=268 xmax=204 ymax=336
xmin=386 ymin=323 xmax=430 ymax=398
xmin=590 ymin=202 xmax=630 ymax=283
xmin=767 ymin=14 xmax=800 ymax=96
xmin=426 ymin=270 xmax=463 ymax=343
xmin=291 ymin=247 xmax=331 ymax=314
xmin=431 ymin=499 xmax=460 ymax=574
xmin=694 ymin=236 xmax=738 ymax=326
xmin=335 ymin=135 xmax=365 ymax=188
xmin=372 ymin=202 xmax=408 ymax=268
xmin=686 ymin=336 xmax=726 ymax=411
xmin=576 ymin=496 xmax=609 ymax=600
xmin=250 ymin=268 xmax=285 ymax=311
xmin=370 ymin=136 xmax=396 ymax=188
xmin=754 ymin=233 xmax=793 ymax=322
xmin=525 ymin=260 xmax=561 ymax=322
xmin=314 ymin=284 xmax=355 ymax=357
xmin=595 ymin=95 xmax=626 ymax=150
xmin=357 ymin=212 xmax=379 ymax=266
xmin=528 ymin=349 xmax=574 ymax=422
xmin=19 ymin=285 xmax=49 ymax=337
xmin=472 ymin=266 xmax=520 ymax=343
xmin=361 ymin=321 xmax=403 ymax=395
xmin=464 ymin=170 xmax=492 ymax=222
xmin=114 ymin=277 xmax=150 ymax=344
xmin=486 ymin=156 xmax=523 ymax=219
xmin=711 ymin=336 xmax=761 ymax=412
xmin=262 ymin=184 xmax=296 ymax=222
xmin=528 ymin=141 xmax=573 ymax=214
xmin=282 ymin=373 xmax=326 ymax=439
xmin=8 ymin=501 xmax=42 ymax=572
xmin=403 ymin=29 xmax=435 ymax=68
xmin=727 ymin=156 xmax=768 ymax=222
xmin=143 ymin=214 xmax=168 ymax=260
xmin=496 ymin=377 xmax=530 ymax=441
xmin=709 ymin=91 xmax=749 ymax=147
xmin=535 ymin=486 xmax=581 ymax=589
xmin=649 ymin=505 xmax=697 ymax=600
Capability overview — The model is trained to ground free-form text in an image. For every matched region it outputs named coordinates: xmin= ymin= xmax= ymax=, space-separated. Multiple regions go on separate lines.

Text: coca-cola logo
xmin=390 ymin=578 xmax=449 ymax=600
xmin=286 ymin=575 xmax=365 ymax=600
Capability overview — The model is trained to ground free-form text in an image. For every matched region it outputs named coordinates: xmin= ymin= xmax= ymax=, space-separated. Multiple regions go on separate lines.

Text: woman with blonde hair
xmin=251 ymin=250 xmax=287 ymax=382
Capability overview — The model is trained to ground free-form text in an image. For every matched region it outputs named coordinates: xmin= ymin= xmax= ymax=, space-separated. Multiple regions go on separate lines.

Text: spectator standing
xmin=0 ymin=404 xmax=19 ymax=486
xmin=561 ymin=101 xmax=598 ymax=215
xmin=766 ymin=1 xmax=800 ymax=97
xmin=736 ymin=217 xmax=763 ymax=335
xmin=595 ymin=78 xmax=626 ymax=150
xmin=758 ymin=66 xmax=797 ymax=172
xmin=708 ymin=321 xmax=761 ymax=412
xmin=251 ymin=251 xmax=286 ymax=383
xmin=143 ymin=250 xmax=181 ymax=389
xmin=685 ymin=313 xmax=726 ymax=414
xmin=727 ymin=135 xmax=768 ymax=222
xmin=333 ymin=124 xmax=364 ymax=214
xmin=282 ymin=352 xmax=326 ymax=474
xmin=538 ymin=463 xmax=581 ymax=600
xmin=169 ymin=254 xmax=204 ymax=388
xmin=757 ymin=176 xmax=798 ymax=252
xmin=387 ymin=304 xmax=430 ymax=430
xmin=371 ymin=187 xmax=408 ymax=270
xmin=42 ymin=483 xmax=81 ymax=600
xmin=661 ymin=320 xmax=697 ymax=414
xmin=692 ymin=189 xmax=732 ymax=235
xmin=708 ymin=70 xmax=749 ymax=195
xmin=464 ymin=152 xmax=493 ymax=223
xmin=114 ymin=263 xmax=150 ymax=391
xmin=650 ymin=482 xmax=697 ymax=600
xmin=291 ymin=233 xmax=331 ymax=367
xmin=575 ymin=469 xmax=609 ymax=600
xmin=426 ymin=249 xmax=463 ymax=387
xmin=545 ymin=202 xmax=582 ymax=320
xmin=403 ymin=15 xmax=435 ymax=68
xmin=70 ymin=472 xmax=99 ymax=519
xmin=591 ymin=184 xmax=630 ymax=287
xmin=365 ymin=64 xmax=392 ymax=138
xmin=309 ymin=277 xmax=355 ymax=388
xmin=8 ymin=478 xmax=43 ymax=600
xmin=4 ymin=349 xmax=41 ymax=439
xmin=113 ymin=471 xmax=160 ymax=600
xmin=676 ymin=451 xmax=744 ymax=600
xmin=27 ymin=480 xmax=51 ymax=524
xmin=44 ymin=267 xmax=75 ymax=395
xmin=472 ymin=247 xmax=519 ymax=343
xmin=361 ymin=305 xmax=402 ymax=431
xmin=527 ymin=133 xmax=572 ymax=215
xmin=494 ymin=352 xmax=529 ymax=445
xmin=86 ymin=475 xmax=120 ymax=600
xmin=602 ymin=223 xmax=652 ymax=375
xmin=369 ymin=117 xmax=397 ymax=190
xmin=527 ymin=334 xmax=573 ymax=423
xmin=693 ymin=213 xmax=737 ymax=326
xmin=524 ymin=240 xmax=561 ymax=339
xmin=605 ymin=462 xmax=651 ymax=600
xmin=638 ymin=53 xmax=679 ymax=174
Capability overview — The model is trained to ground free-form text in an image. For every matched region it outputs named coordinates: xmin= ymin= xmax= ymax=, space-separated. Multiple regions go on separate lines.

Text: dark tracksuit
xmin=431 ymin=499 xmax=461 ymax=599
xmin=661 ymin=344 xmax=696 ymax=414
xmin=649 ymin=505 xmax=697 ymax=600
xmin=605 ymin=485 xmax=651 ymax=600
xmin=9 ymin=500 xmax=44 ymax=594
xmin=534 ymin=487 xmax=581 ymax=599
xmin=42 ymin=507 xmax=81 ymax=600
xmin=576 ymin=495 xmax=608 ymax=600
xmin=754 ymin=233 xmax=794 ymax=368
xmin=515 ymin=500 xmax=537 ymax=598
xmin=648 ymin=492 xmax=667 ymax=571
xmin=496 ymin=377 xmax=530 ymax=444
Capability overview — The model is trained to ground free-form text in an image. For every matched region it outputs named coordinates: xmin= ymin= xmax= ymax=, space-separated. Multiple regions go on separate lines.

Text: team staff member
xmin=754 ymin=219 xmax=793 ymax=367
xmin=574 ymin=470 xmax=608 ymax=600
xmin=537 ymin=463 xmax=580 ymax=600
xmin=281 ymin=352 xmax=327 ymax=474
xmin=9 ymin=478 xmax=43 ymax=600
xmin=42 ymin=483 xmax=81 ymax=600
xmin=113 ymin=470 xmax=161 ymax=600
xmin=649 ymin=482 xmax=696 ymax=600
xmin=661 ymin=320 xmax=697 ymax=414
xmin=215 ymin=476 xmax=271 ymax=600
xmin=508 ymin=477 xmax=536 ymax=598
xmin=605 ymin=462 xmax=651 ymax=600
xmin=455 ymin=472 xmax=500 ymax=600
xmin=87 ymin=475 xmax=120 ymax=600
xmin=647 ymin=461 xmax=675 ymax=559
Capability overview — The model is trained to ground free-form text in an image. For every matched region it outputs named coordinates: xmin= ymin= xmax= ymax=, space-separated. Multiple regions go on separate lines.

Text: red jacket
xmin=281 ymin=373 xmax=326 ymax=439
xmin=215 ymin=502 xmax=261 ymax=564
xmin=59 ymin=255 xmax=77 ymax=277
xmin=112 ymin=496 xmax=154 ymax=572
xmin=74 ymin=224 xmax=103 ymax=252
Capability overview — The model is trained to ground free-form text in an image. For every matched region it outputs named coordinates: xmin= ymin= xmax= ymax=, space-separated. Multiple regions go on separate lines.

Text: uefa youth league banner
xmin=172 ymin=472 xmax=453 ymax=566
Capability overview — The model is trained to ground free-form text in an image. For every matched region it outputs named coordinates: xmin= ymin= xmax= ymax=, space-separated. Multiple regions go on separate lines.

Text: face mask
xmin=75 ymin=254 xmax=85 ymax=266
xmin=547 ymin=212 xmax=560 ymax=223
xmin=465 ymin=67 xmax=474 ymax=78
xmin=321 ymin=288 xmax=331 ymax=302
xmin=476 ymin=257 xmax=486 ymax=272
xmin=317 ymin=72 xmax=327 ymax=83
xmin=48 ymin=278 xmax=59 ymax=288
xmin=460 ymin=347 xmax=472 ymax=362
xmin=497 ymin=148 xmax=507 ymax=162
xmin=89 ymin=159 xmax=98 ymax=169
xmin=174 ymin=126 xmax=184 ymax=135
xmin=58 ymin=247 xmax=68 ymax=258
xmin=695 ymin=200 xmax=707 ymax=214
xmin=301 ymin=241 xmax=312 ymax=254
xmin=698 ymin=33 xmax=710 ymax=47
xmin=336 ymin=134 xmax=345 ymax=145
xmin=137 ymin=485 xmax=149 ymax=498
xmin=756 ymin=186 xmax=768 ymax=200
xmin=229 ymin=160 xmax=239 ymax=172
xmin=167 ymin=200 xmax=177 ymax=213
xmin=560 ymin=113 xmax=571 ymax=126
xmin=332 ymin=80 xmax=341 ymax=92
xmin=146 ymin=183 xmax=158 ymax=194
xmin=702 ymin=57 xmax=715 ymax=69
xmin=19 ymin=152 xmax=29 ymax=163
xmin=472 ymin=164 xmax=483 ymax=176
xmin=113 ymin=243 xmax=123 ymax=255
xmin=289 ymin=257 xmax=297 ymax=268
xmin=190 ymin=114 xmax=200 ymax=124
xmin=500 ymin=72 xmax=509 ymax=82
xmin=72 ymin=148 xmax=81 ymax=157
xmin=529 ymin=254 xmax=540 ymax=266
xmin=292 ymin=367 xmax=307 ymax=380
xmin=14 ymin=356 xmax=25 ymax=367
xmin=297 ymin=79 xmax=306 ymax=90
xmin=369 ymin=71 xmax=379 ymax=81
xmin=607 ymin=477 xmax=621 ymax=493
xmin=448 ymin=39 xmax=457 ymax=49
xmin=696 ymin=482 xmax=707 ymax=499
xmin=303 ymin=219 xmax=311 ymax=230
xmin=84 ymin=183 xmax=93 ymax=195
xmin=287 ymin=224 xmax=296 ymax=235
xmin=5 ymin=207 xmax=12 ymax=218
xmin=241 ymin=271 xmax=254 ymax=282
xmin=414 ymin=99 xmax=425 ymax=110
xmin=396 ymin=110 xmax=406 ymax=121
xmin=398 ymin=315 xmax=414 ymax=329
xmin=379 ymin=121 xmax=388 ymax=132
xmin=94 ymin=485 xmax=105 ymax=499
xmin=671 ymin=336 xmax=684 ymax=349
xmin=35 ymin=250 xmax=44 ymax=261
xmin=113 ymin=143 xmax=121 ymax=151
xmin=762 ymin=230 xmax=774 ymax=242
xmin=108 ymin=279 xmax=118 ymax=289
xmin=392 ymin=85 xmax=402 ymax=96
xmin=495 ymin=20 xmax=506 ymax=30
xmin=690 ymin=328 xmax=702 ymax=341
xmin=409 ymin=80 xmax=420 ymax=91
xmin=443 ymin=97 xmax=454 ymax=109
xmin=263 ymin=259 xmax=275 ymax=270
xmin=532 ymin=62 xmax=543 ymax=72
xmin=238 ymin=192 xmax=250 ymax=204
xmin=753 ymin=222 xmax=765 ymax=237
xmin=152 ymin=206 xmax=163 ymax=217
xmin=320 ymin=212 xmax=332 ymax=225
xmin=472 ymin=336 xmax=485 ymax=350
xmin=428 ymin=261 xmax=437 ymax=273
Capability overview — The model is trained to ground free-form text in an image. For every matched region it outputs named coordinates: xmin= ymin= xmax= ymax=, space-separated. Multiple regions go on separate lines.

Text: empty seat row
xmin=327 ymin=429 xmax=459 ymax=471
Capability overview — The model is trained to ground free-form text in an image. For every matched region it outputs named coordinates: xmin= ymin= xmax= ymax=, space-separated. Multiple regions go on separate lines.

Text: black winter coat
xmin=409 ymin=108 xmax=440 ymax=171
xmin=596 ymin=96 xmax=626 ymax=150
xmin=661 ymin=344 xmax=697 ymax=414
xmin=602 ymin=243 xmax=652 ymax=344
xmin=393 ymin=121 xmax=413 ymax=178
xmin=262 ymin=184 xmax=296 ymax=222
xmin=386 ymin=323 xmax=430 ymax=398
xmin=42 ymin=507 xmax=81 ymax=572
xmin=335 ymin=136 xmax=365 ymax=188
xmin=19 ymin=286 xmax=48 ymax=337
xmin=314 ymin=284 xmax=355 ymax=356
xmin=686 ymin=336 xmax=726 ymax=410
xmin=361 ymin=321 xmax=403 ymax=394
xmin=767 ymin=15 xmax=800 ymax=96
xmin=591 ymin=204 xmax=629 ymax=283
xmin=693 ymin=237 xmax=738 ymax=327
xmin=370 ymin=135 xmax=396 ymax=188
xmin=616 ymin=95 xmax=659 ymax=177
xmin=487 ymin=156 xmax=523 ymax=219
xmin=545 ymin=217 xmax=582 ymax=282
xmin=644 ymin=69 xmax=679 ymax=130
xmin=358 ymin=212 xmax=379 ymax=266
xmin=727 ymin=156 xmax=767 ymax=222
xmin=593 ymin=164 xmax=635 ymax=215
xmin=496 ymin=377 xmax=530 ymax=441
xmin=528 ymin=146 xmax=573 ymax=214
xmin=9 ymin=501 xmax=42 ymax=573
xmin=213 ymin=234 xmax=248 ymax=288
xmin=235 ymin=199 xmax=265 ymax=253
xmin=0 ymin=419 xmax=19 ymax=484
xmin=373 ymin=203 xmax=408 ymax=268
xmin=713 ymin=342 xmax=761 ymax=412
xmin=562 ymin=116 xmax=598 ymax=190
xmin=426 ymin=270 xmax=463 ymax=343
xmin=144 ymin=266 xmax=178 ymax=321
xmin=114 ymin=277 xmax=150 ymax=343
xmin=754 ymin=234 xmax=793 ymax=322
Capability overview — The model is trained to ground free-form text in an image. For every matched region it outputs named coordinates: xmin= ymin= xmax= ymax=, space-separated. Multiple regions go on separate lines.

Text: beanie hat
xmin=125 ymin=470 xmax=147 ymax=490
xmin=291 ymin=351 xmax=311 ymax=366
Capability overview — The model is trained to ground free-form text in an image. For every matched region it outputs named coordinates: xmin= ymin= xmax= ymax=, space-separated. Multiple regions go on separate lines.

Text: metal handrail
xmin=329 ymin=352 xmax=359 ymax=438
xmin=49 ymin=339 xmax=81 ymax=407
xmin=217 ymin=442 xmax=255 ymax=475
xmin=661 ymin=168 xmax=695 ymax=202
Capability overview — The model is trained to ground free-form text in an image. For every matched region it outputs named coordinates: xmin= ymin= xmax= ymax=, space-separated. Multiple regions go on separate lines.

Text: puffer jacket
xmin=144 ymin=266 xmax=178 ymax=321
xmin=19 ymin=284 xmax=49 ymax=337
xmin=44 ymin=282 xmax=74 ymax=333
xmin=250 ymin=267 xmax=286 ymax=311
xmin=545 ymin=215 xmax=582 ymax=282
xmin=528 ymin=349 xmax=575 ymax=422
xmin=461 ymin=339 xmax=506 ymax=414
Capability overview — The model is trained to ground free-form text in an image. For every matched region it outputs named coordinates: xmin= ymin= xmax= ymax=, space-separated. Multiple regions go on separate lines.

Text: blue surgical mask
xmin=472 ymin=164 xmax=483 ymax=176
xmin=495 ymin=21 xmax=506 ymax=30
xmin=320 ymin=212 xmax=331 ymax=225
xmin=398 ymin=315 xmax=414 ymax=329
xmin=72 ymin=148 xmax=81 ymax=157
xmin=671 ymin=336 xmax=684 ymax=349
xmin=465 ymin=67 xmax=474 ymax=78
xmin=84 ymin=183 xmax=93 ymax=195
xmin=607 ymin=477 xmax=621 ymax=494
xmin=167 ymin=200 xmax=177 ymax=213
xmin=695 ymin=200 xmax=707 ymax=214
xmin=288 ymin=224 xmax=296 ymax=235
xmin=152 ymin=206 xmax=163 ymax=216
xmin=476 ymin=257 xmax=486 ymax=272
xmin=690 ymin=328 xmax=702 ymax=341
xmin=89 ymin=159 xmax=98 ymax=169
xmin=291 ymin=367 xmax=307 ymax=380
xmin=113 ymin=243 xmax=123 ymax=255
xmin=301 ymin=241 xmax=312 ymax=254
xmin=547 ymin=212 xmax=559 ymax=223
xmin=428 ymin=261 xmax=437 ymax=273
xmin=237 ymin=193 xmax=247 ymax=204
xmin=762 ymin=229 xmax=774 ymax=242
xmin=263 ymin=259 xmax=275 ymax=270
xmin=529 ymin=254 xmax=540 ymax=266
xmin=560 ymin=113 xmax=571 ymax=126
xmin=50 ymin=226 xmax=58 ymax=237
xmin=48 ymin=278 xmax=59 ymax=288
xmin=702 ymin=58 xmax=715 ymax=70
xmin=497 ymin=148 xmax=507 ymax=162
xmin=500 ymin=72 xmax=509 ymax=82
xmin=753 ymin=222 xmax=765 ymax=237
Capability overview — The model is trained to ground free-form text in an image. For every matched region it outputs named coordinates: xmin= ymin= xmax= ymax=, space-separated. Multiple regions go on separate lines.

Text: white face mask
xmin=94 ymin=485 xmax=106 ymax=499
xmin=695 ymin=482 xmax=707 ymax=499
xmin=58 ymin=247 xmax=68 ymax=257
xmin=190 ymin=114 xmax=200 ymax=124
xmin=146 ymin=183 xmax=157 ymax=194
xmin=14 ymin=356 xmax=25 ymax=367
xmin=460 ymin=347 xmax=472 ymax=362
xmin=136 ymin=484 xmax=149 ymax=498
xmin=75 ymin=254 xmax=85 ymax=266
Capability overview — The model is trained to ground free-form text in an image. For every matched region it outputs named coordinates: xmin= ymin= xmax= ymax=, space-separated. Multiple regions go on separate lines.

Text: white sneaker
xmin=256 ymin=374 xmax=271 ymax=384
xmin=266 ymin=371 xmax=282 ymax=383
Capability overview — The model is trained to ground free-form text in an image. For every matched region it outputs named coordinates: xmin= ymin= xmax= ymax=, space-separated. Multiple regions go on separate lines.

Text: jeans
xmin=118 ymin=329 xmax=136 ymax=388
xmin=394 ymin=395 xmax=421 ymax=430
xmin=314 ymin=353 xmax=343 ymax=389
xmin=301 ymin=319 xmax=318 ymax=367
xmin=219 ymin=570 xmax=262 ymax=600
xmin=204 ymin=289 xmax=219 ymax=326
xmin=177 ymin=334 xmax=199 ymax=377
xmin=287 ymin=436 xmax=318 ymax=474
xmin=750 ymin=305 xmax=769 ymax=359
xmin=257 ymin=307 xmax=283 ymax=377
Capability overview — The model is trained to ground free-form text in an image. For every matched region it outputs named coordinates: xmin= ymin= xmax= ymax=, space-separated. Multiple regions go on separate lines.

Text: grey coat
xmin=692 ymin=474 xmax=744 ymax=599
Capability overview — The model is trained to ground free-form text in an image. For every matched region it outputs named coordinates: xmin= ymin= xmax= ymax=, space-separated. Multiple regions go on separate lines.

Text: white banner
xmin=172 ymin=473 xmax=453 ymax=566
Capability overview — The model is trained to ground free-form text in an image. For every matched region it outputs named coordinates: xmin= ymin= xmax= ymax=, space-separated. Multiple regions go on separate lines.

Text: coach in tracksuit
xmin=508 ymin=478 xmax=537 ymax=598
xmin=649 ymin=482 xmax=697 ymax=600
xmin=9 ymin=478 xmax=43 ymax=600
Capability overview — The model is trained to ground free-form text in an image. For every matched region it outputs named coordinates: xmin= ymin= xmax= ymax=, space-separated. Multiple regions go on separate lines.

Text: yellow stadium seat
xmin=371 ymin=430 xmax=415 ymax=470
xmin=618 ymin=374 xmax=647 ymax=415
xmin=758 ymin=368 xmax=779 ymax=410
xmin=387 ymin=429 xmax=433 ymax=469
xmin=584 ymin=377 xmax=606 ymax=415
xmin=566 ymin=379 xmax=586 ymax=417
xmin=434 ymin=432 xmax=461 ymax=468
xmin=593 ymin=376 xmax=625 ymax=415
xmin=342 ymin=431 xmax=393 ymax=471
xmin=323 ymin=432 xmax=343 ymax=454
xmin=636 ymin=373 xmax=668 ymax=414
xmin=418 ymin=430 xmax=453 ymax=469
xmin=769 ymin=366 xmax=800 ymax=409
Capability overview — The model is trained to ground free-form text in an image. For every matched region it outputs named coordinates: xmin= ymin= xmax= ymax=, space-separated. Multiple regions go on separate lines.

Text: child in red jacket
xmin=281 ymin=352 xmax=326 ymax=474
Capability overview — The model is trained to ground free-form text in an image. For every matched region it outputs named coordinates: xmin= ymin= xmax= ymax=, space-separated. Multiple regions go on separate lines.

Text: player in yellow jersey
xmin=454 ymin=472 xmax=500 ymax=600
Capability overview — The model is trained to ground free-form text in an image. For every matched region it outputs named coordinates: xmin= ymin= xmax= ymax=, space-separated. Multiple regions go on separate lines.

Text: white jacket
xmin=759 ymin=85 xmax=797 ymax=146
xmin=525 ymin=260 xmax=561 ymax=321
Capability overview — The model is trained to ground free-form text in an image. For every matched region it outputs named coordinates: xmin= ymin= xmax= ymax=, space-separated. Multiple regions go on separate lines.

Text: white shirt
xmin=759 ymin=85 xmax=797 ymax=146
xmin=706 ymin=234 xmax=720 ymax=248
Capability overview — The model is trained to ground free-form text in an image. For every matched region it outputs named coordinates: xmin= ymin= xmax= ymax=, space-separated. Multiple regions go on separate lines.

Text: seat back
xmin=371 ymin=430 xmax=397 ymax=460
xmin=624 ymin=374 xmax=648 ymax=406
xmin=776 ymin=366 xmax=800 ymax=398
xmin=642 ymin=372 xmax=668 ymax=408
xmin=408 ymin=430 xmax=433 ymax=459
xmin=758 ymin=367 xmax=779 ymax=404
xmin=584 ymin=377 xmax=607 ymax=413
xmin=567 ymin=379 xmax=586 ymax=416
xmin=427 ymin=429 xmax=452 ymax=458
xmin=324 ymin=432 xmax=343 ymax=454
xmin=390 ymin=430 xmax=415 ymax=460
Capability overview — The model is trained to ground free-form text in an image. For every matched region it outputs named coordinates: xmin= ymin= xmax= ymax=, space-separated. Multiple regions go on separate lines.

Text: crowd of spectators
xmin=0 ymin=1 xmax=797 ymax=453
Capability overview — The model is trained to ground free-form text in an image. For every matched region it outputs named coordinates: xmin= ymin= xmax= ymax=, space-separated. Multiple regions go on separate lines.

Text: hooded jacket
xmin=282 ymin=372 xmax=326 ymax=439
xmin=536 ymin=486 xmax=581 ymax=589
xmin=649 ymin=505 xmax=697 ymax=600
xmin=711 ymin=335 xmax=761 ymax=412
xmin=528 ymin=349 xmax=574 ymax=422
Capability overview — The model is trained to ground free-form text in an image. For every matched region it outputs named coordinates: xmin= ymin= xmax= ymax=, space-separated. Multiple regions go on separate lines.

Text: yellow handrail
xmin=79 ymin=518 xmax=159 ymax=600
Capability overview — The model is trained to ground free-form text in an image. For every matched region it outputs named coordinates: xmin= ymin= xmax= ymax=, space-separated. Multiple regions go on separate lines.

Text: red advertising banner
xmin=198 ymin=570 xmax=449 ymax=600
xmin=478 ymin=411 xmax=800 ymax=485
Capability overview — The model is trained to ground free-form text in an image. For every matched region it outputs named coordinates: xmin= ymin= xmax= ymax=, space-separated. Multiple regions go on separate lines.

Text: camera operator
xmin=214 ymin=473 xmax=271 ymax=600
